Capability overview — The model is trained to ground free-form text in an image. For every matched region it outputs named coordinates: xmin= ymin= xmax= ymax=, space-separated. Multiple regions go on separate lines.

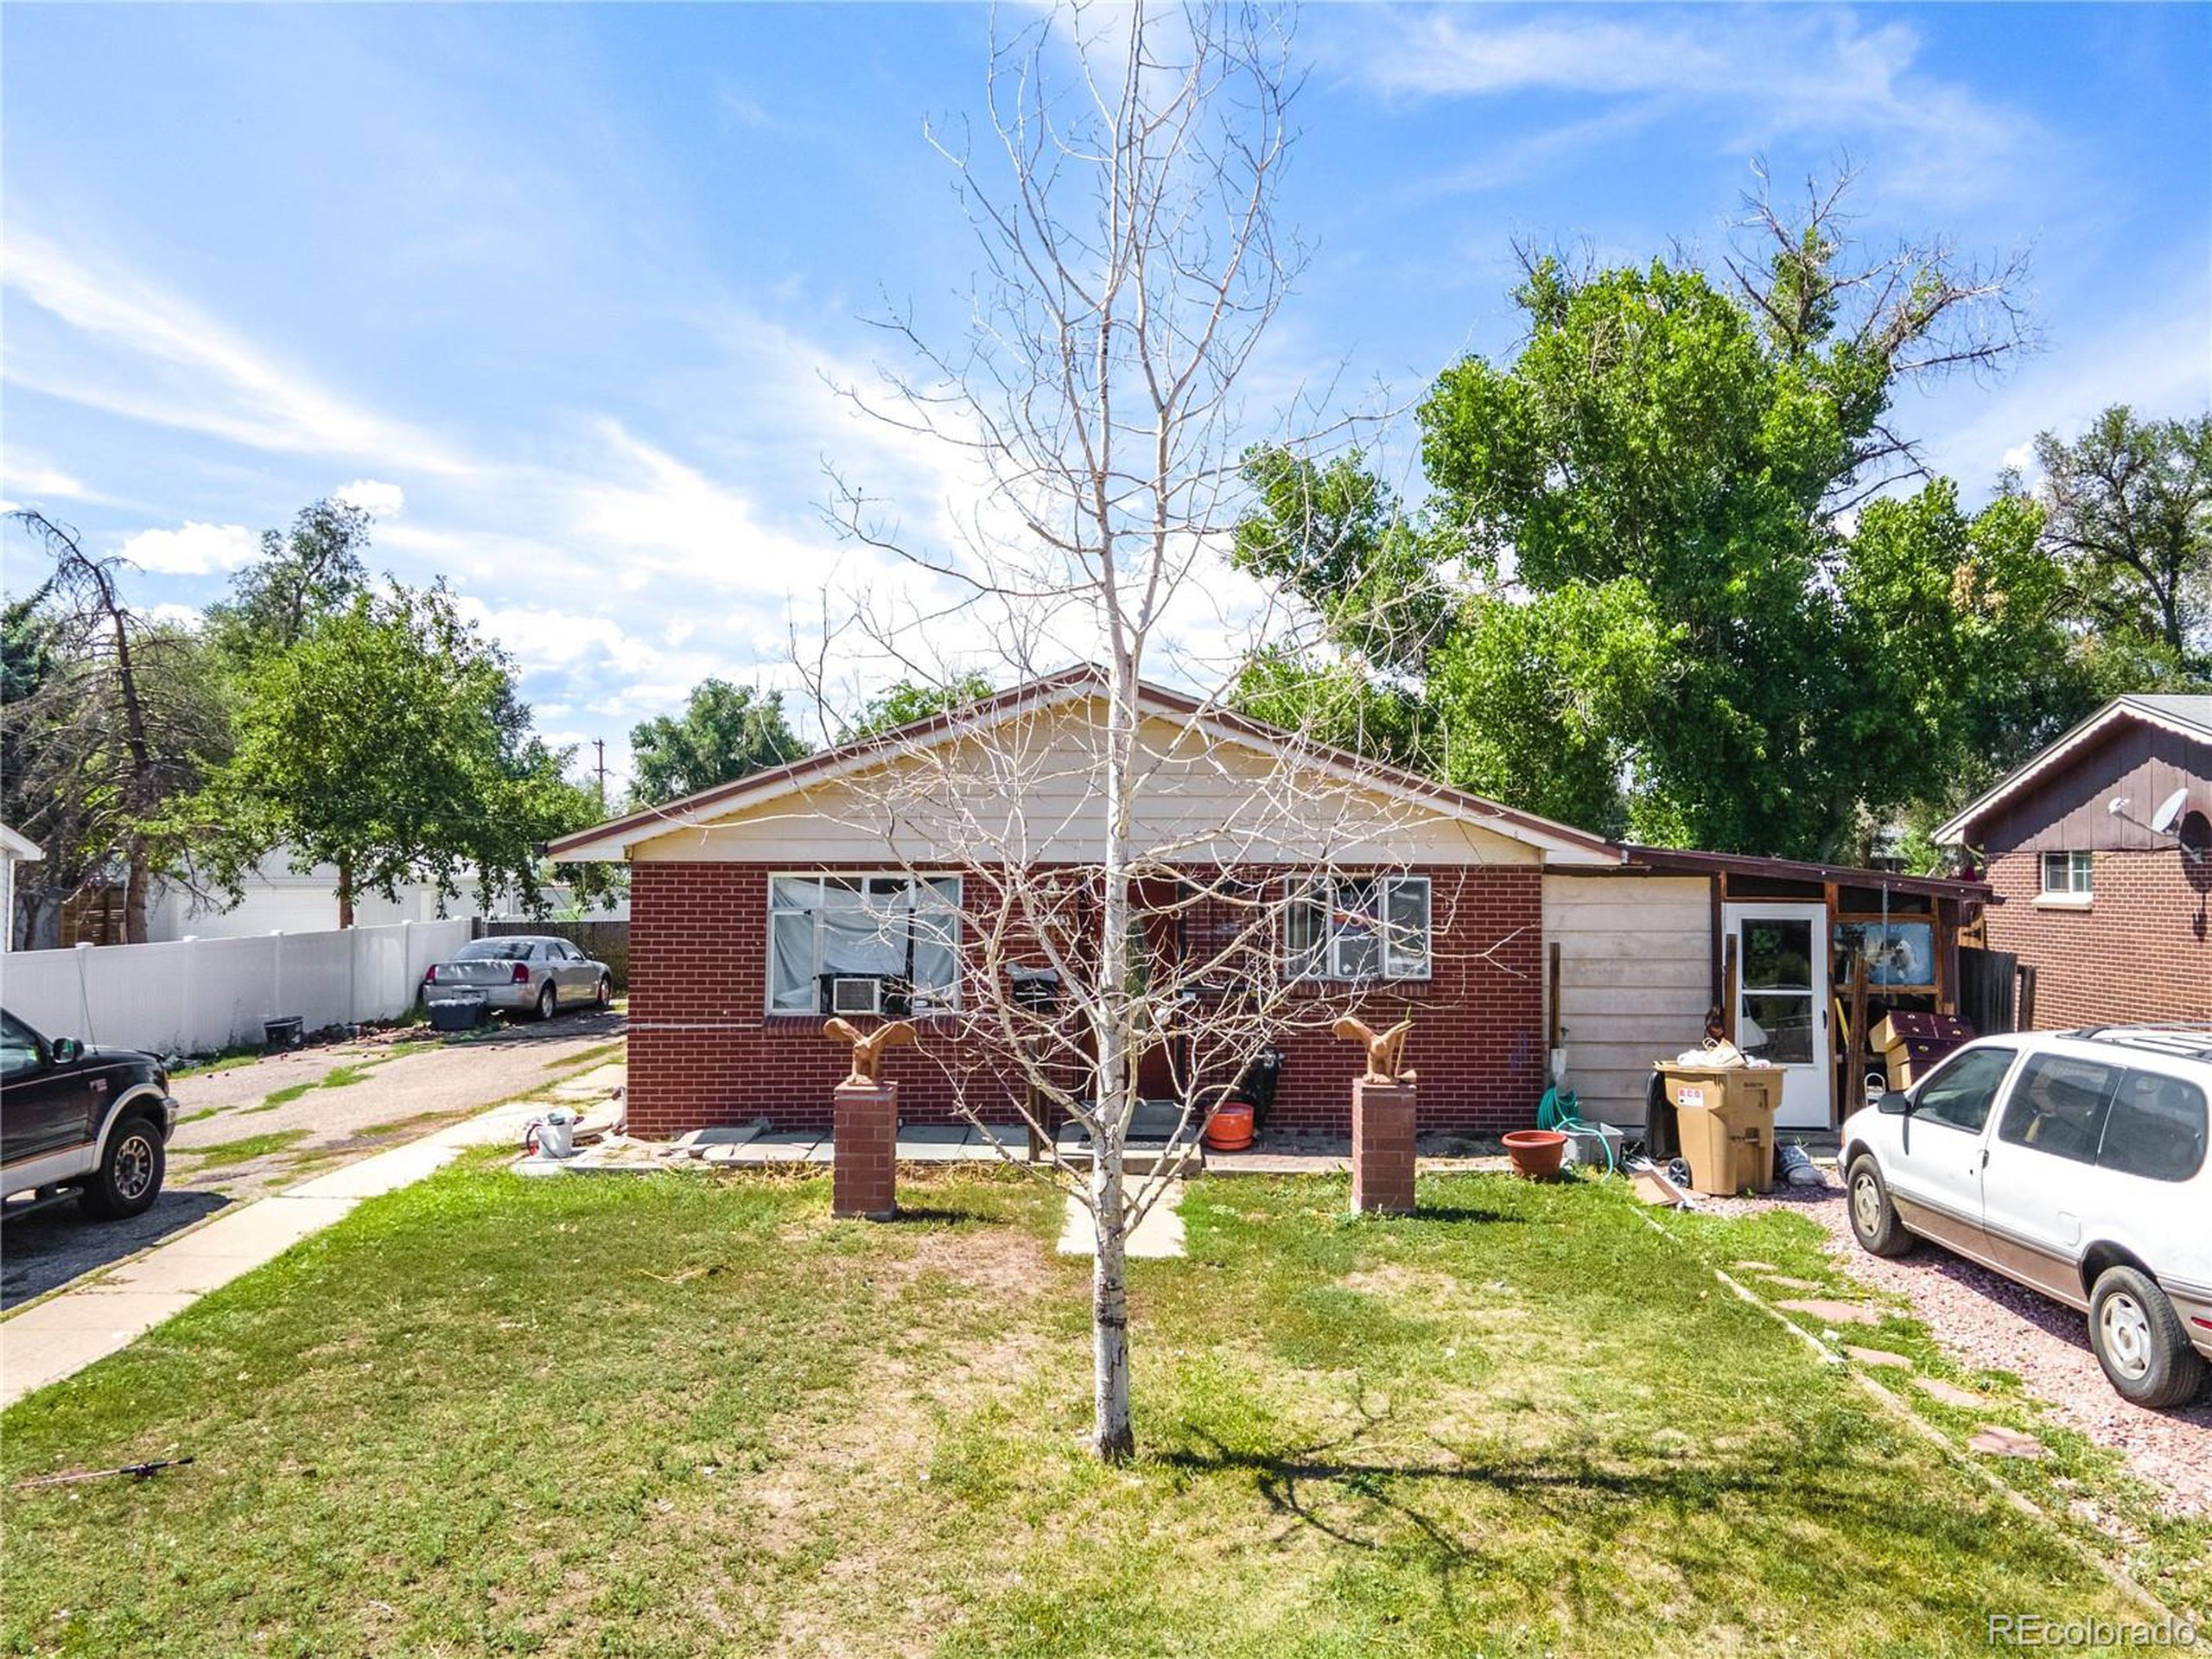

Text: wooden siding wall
xmin=626 ymin=707 xmax=1554 ymax=869
xmin=1980 ymin=722 xmax=2210 ymax=855
xmin=1542 ymin=874 xmax=1713 ymax=1128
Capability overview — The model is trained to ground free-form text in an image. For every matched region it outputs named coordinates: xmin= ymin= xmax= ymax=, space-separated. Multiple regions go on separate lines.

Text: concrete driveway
xmin=1 ymin=1008 xmax=624 ymax=1309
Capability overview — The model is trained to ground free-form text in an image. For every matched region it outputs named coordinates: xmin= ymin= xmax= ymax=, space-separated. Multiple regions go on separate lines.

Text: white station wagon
xmin=1840 ymin=1025 xmax=2212 ymax=1408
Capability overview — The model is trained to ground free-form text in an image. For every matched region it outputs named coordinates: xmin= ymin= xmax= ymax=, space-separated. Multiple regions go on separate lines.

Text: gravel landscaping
xmin=1705 ymin=1181 xmax=2212 ymax=1516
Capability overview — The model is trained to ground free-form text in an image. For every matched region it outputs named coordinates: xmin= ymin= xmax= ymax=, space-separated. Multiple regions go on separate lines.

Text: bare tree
xmin=1726 ymin=158 xmax=2039 ymax=509
xmin=3 ymin=511 xmax=232 ymax=944
xmin=785 ymin=1 xmax=1540 ymax=1462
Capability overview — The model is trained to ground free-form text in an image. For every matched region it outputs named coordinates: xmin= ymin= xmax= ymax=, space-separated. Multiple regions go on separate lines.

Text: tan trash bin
xmin=1657 ymin=1065 xmax=1782 ymax=1195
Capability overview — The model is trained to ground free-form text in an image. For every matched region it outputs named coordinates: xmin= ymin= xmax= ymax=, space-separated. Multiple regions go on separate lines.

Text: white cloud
xmin=0 ymin=455 xmax=98 ymax=504
xmin=334 ymin=478 xmax=405 ymax=518
xmin=3 ymin=231 xmax=478 ymax=476
xmin=452 ymin=595 xmax=661 ymax=677
xmin=116 ymin=520 xmax=259 ymax=575
xmin=1341 ymin=7 xmax=2037 ymax=202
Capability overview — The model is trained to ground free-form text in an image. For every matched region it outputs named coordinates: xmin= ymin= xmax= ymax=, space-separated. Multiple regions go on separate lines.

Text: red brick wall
xmin=1983 ymin=849 xmax=2212 ymax=1029
xmin=626 ymin=861 xmax=1547 ymax=1138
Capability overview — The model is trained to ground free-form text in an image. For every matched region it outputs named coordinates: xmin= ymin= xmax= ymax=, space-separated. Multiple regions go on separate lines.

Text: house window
xmin=767 ymin=874 xmax=962 ymax=1015
xmin=2039 ymin=851 xmax=2094 ymax=897
xmin=1284 ymin=874 xmax=1430 ymax=982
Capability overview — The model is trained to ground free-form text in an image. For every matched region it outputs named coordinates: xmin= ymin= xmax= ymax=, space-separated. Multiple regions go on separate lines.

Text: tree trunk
xmin=337 ymin=856 xmax=355 ymax=930
xmin=124 ymin=855 xmax=150 ymax=945
xmin=1090 ymin=1147 xmax=1135 ymax=1463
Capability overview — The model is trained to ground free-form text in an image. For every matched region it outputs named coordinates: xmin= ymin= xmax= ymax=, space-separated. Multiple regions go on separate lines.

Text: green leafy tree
xmin=2026 ymin=406 xmax=2211 ymax=679
xmin=1234 ymin=174 xmax=2083 ymax=856
xmin=178 ymin=583 xmax=598 ymax=926
xmin=207 ymin=498 xmax=376 ymax=660
xmin=840 ymin=673 xmax=995 ymax=741
xmin=627 ymin=679 xmax=805 ymax=808
xmin=1835 ymin=481 xmax=2097 ymax=852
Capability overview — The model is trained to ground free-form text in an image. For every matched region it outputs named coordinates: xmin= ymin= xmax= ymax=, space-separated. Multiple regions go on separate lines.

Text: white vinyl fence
xmin=0 ymin=918 xmax=475 ymax=1057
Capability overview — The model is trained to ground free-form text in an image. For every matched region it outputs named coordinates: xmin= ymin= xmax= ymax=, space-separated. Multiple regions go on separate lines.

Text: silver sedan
xmin=421 ymin=936 xmax=613 ymax=1020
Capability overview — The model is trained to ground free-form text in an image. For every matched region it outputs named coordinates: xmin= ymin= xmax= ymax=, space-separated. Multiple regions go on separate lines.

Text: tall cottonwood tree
xmin=809 ymin=1 xmax=1482 ymax=1462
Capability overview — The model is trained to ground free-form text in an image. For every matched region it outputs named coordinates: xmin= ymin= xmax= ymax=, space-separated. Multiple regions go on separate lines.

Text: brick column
xmin=832 ymin=1081 xmax=898 ymax=1221
xmin=1351 ymin=1079 xmax=1417 ymax=1215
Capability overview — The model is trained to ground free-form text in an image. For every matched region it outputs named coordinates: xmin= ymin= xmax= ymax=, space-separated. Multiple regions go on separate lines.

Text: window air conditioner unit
xmin=830 ymin=976 xmax=885 ymax=1015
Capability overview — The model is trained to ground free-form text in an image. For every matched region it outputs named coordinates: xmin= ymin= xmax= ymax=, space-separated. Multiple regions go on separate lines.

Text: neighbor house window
xmin=767 ymin=874 xmax=962 ymax=1014
xmin=1284 ymin=874 xmax=1430 ymax=982
xmin=2039 ymin=851 xmax=2094 ymax=897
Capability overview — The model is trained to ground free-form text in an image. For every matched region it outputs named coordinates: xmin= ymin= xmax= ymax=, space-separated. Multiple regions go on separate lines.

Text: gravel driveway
xmin=1 ymin=1010 xmax=625 ymax=1309
xmin=1710 ymin=1182 xmax=2212 ymax=1516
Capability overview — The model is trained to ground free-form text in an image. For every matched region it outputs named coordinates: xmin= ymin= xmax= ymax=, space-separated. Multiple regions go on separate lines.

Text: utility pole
xmin=593 ymin=739 xmax=607 ymax=815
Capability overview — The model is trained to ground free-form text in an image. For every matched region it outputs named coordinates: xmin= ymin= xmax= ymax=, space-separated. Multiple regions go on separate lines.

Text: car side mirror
xmin=49 ymin=1037 xmax=83 ymax=1065
xmin=1876 ymin=1090 xmax=1911 ymax=1116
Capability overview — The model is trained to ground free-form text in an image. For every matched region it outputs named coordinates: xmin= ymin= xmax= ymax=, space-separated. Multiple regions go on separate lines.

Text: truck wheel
xmin=1846 ymin=1154 xmax=1916 ymax=1258
xmin=2088 ymin=1266 xmax=2208 ymax=1408
xmin=80 ymin=1116 xmax=166 ymax=1220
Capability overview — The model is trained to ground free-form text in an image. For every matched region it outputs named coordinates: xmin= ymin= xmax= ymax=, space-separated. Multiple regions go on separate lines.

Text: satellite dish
xmin=2151 ymin=788 xmax=2191 ymax=836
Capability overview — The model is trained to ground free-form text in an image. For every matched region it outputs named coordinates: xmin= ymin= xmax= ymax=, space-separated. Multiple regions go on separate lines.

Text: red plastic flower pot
xmin=1203 ymin=1101 xmax=1255 ymax=1153
xmin=1502 ymin=1128 xmax=1568 ymax=1181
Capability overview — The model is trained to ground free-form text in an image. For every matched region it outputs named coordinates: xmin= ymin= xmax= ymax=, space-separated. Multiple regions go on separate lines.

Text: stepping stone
xmin=1732 ymin=1261 xmax=1779 ymax=1272
xmin=1967 ymin=1425 xmax=2047 ymax=1459
xmin=1845 ymin=1346 xmax=1914 ymax=1370
xmin=1777 ymin=1298 xmax=1881 ymax=1326
xmin=1913 ymin=1376 xmax=1992 ymax=1409
xmin=1759 ymin=1274 xmax=1827 ymax=1292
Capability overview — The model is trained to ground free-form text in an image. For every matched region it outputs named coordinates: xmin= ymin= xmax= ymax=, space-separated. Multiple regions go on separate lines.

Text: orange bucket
xmin=1203 ymin=1101 xmax=1255 ymax=1152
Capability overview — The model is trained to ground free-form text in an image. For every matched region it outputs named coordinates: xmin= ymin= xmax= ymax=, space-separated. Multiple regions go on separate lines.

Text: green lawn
xmin=4 ymin=1165 xmax=2201 ymax=1657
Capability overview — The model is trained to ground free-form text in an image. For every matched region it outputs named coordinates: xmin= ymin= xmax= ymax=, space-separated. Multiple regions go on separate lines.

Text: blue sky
xmin=5 ymin=3 xmax=2208 ymax=788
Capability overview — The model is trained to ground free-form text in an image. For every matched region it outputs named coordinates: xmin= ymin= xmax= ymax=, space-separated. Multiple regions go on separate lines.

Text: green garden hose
xmin=1536 ymin=1084 xmax=1619 ymax=1174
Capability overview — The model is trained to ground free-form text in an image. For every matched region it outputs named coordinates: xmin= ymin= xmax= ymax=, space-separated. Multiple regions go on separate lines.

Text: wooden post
xmin=1547 ymin=940 xmax=1563 ymax=1075
xmin=1845 ymin=954 xmax=1870 ymax=1127
xmin=1721 ymin=934 xmax=1740 ymax=1045
xmin=1351 ymin=1078 xmax=1417 ymax=1216
xmin=832 ymin=1080 xmax=898 ymax=1221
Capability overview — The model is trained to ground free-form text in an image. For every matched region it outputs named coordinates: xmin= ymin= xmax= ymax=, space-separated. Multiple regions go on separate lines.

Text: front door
xmin=1724 ymin=903 xmax=1831 ymax=1129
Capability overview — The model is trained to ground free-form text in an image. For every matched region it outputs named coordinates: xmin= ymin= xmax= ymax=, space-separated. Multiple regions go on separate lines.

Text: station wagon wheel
xmin=1845 ymin=1154 xmax=1916 ymax=1257
xmin=80 ymin=1116 xmax=166 ymax=1220
xmin=2088 ymin=1265 xmax=2208 ymax=1409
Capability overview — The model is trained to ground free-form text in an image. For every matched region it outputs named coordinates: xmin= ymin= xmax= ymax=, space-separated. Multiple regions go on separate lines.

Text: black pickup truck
xmin=1 ymin=1009 xmax=178 ymax=1219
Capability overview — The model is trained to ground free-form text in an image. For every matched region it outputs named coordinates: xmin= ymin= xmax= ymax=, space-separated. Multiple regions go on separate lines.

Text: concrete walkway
xmin=0 ymin=1090 xmax=556 ymax=1409
xmin=1056 ymin=1185 xmax=1187 ymax=1259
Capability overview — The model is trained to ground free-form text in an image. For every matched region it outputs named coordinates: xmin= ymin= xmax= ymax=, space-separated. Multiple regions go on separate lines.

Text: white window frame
xmin=2037 ymin=850 xmax=2094 ymax=907
xmin=766 ymin=872 xmax=963 ymax=1017
xmin=1283 ymin=874 xmax=1431 ymax=983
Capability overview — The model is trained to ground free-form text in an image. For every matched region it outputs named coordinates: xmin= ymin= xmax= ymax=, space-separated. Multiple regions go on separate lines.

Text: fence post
xmin=178 ymin=938 xmax=196 ymax=1055
xmin=73 ymin=940 xmax=95 ymax=1045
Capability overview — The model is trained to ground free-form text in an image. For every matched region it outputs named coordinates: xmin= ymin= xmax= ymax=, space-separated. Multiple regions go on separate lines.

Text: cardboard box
xmin=1884 ymin=1036 xmax=1968 ymax=1090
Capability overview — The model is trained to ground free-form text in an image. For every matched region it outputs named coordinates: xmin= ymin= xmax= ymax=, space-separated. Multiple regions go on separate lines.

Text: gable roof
xmin=1935 ymin=694 xmax=2212 ymax=846
xmin=0 ymin=822 xmax=41 ymax=862
xmin=547 ymin=664 xmax=1622 ymax=865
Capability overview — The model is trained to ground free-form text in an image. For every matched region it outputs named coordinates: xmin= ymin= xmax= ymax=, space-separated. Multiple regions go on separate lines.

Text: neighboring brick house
xmin=1938 ymin=695 xmax=2212 ymax=1029
xmin=551 ymin=666 xmax=1989 ymax=1139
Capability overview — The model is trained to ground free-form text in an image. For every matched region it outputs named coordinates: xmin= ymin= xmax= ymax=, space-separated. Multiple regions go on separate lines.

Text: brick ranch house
xmin=550 ymin=669 xmax=1987 ymax=1140
xmin=1938 ymin=694 xmax=2212 ymax=1029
